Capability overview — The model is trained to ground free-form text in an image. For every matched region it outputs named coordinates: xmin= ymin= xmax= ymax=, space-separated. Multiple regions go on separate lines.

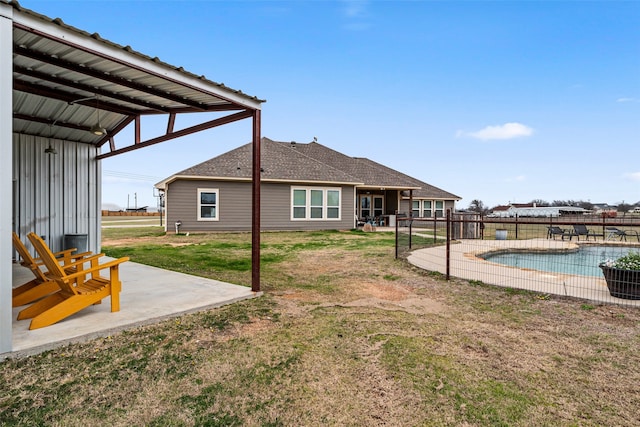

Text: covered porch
xmin=1 ymin=1 xmax=264 ymax=356
xmin=355 ymin=187 xmax=417 ymax=227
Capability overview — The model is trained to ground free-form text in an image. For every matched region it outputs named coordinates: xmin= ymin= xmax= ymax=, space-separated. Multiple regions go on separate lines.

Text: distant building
xmin=126 ymin=206 xmax=148 ymax=213
xmin=488 ymin=203 xmax=587 ymax=218
xmin=592 ymin=203 xmax=618 ymax=218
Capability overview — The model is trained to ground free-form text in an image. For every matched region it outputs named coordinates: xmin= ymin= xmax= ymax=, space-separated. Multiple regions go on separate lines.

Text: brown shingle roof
xmin=159 ymin=138 xmax=460 ymax=200
xmin=354 ymin=157 xmax=460 ymax=200
xmin=172 ymin=138 xmax=361 ymax=184
xmin=291 ymin=142 xmax=419 ymax=189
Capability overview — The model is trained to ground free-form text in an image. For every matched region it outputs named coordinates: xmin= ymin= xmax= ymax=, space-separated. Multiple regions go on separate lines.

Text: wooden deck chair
xmin=17 ymin=233 xmax=129 ymax=330
xmin=11 ymin=232 xmax=98 ymax=307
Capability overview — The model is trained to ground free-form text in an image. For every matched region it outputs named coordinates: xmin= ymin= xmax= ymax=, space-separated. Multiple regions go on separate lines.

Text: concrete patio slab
xmin=8 ymin=259 xmax=260 ymax=358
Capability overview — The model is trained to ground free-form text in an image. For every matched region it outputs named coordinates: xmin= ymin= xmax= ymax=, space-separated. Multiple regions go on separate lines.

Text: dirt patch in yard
xmin=4 ymin=231 xmax=639 ymax=426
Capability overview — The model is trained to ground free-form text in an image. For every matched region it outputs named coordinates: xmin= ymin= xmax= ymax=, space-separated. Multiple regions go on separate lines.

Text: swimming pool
xmin=483 ymin=246 xmax=638 ymax=277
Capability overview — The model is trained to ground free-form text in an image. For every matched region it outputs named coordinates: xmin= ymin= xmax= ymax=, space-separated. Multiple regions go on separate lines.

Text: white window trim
xmin=291 ymin=186 xmax=342 ymax=221
xmin=197 ymin=188 xmax=219 ymax=221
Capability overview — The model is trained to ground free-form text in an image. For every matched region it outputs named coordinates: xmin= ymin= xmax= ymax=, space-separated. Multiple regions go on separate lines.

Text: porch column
xmin=251 ymin=110 xmax=261 ymax=292
xmin=0 ymin=3 xmax=14 ymax=354
xmin=409 ymin=190 xmax=413 ymax=217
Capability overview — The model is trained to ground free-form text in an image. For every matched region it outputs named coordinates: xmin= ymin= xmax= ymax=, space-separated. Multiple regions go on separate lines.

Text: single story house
xmin=155 ymin=138 xmax=461 ymax=231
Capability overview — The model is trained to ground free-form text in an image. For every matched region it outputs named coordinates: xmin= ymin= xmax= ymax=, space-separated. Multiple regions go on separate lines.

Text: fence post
xmin=433 ymin=215 xmax=437 ymax=243
xmin=446 ymin=209 xmax=451 ymax=280
xmin=395 ymin=214 xmax=399 ymax=259
xmin=515 ymin=213 xmax=519 ymax=239
xmin=409 ymin=218 xmax=413 ymax=249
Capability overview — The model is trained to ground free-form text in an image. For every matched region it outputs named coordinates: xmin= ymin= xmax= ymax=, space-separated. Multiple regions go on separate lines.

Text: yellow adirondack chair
xmin=17 ymin=232 xmax=129 ymax=330
xmin=11 ymin=232 xmax=98 ymax=307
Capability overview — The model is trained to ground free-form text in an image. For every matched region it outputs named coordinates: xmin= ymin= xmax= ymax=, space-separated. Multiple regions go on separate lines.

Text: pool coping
xmin=407 ymin=238 xmax=640 ymax=306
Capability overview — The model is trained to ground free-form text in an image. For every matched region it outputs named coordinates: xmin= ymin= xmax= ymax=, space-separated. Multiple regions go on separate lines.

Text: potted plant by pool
xmin=600 ymin=251 xmax=640 ymax=300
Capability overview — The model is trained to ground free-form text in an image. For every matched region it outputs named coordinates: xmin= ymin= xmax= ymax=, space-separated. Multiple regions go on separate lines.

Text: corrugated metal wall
xmin=12 ymin=134 xmax=101 ymax=255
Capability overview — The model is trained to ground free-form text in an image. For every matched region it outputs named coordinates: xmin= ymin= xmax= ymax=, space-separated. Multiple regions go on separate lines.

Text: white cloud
xmin=341 ymin=0 xmax=371 ymax=30
xmin=505 ymin=175 xmax=526 ymax=182
xmin=617 ymin=97 xmax=639 ymax=103
xmin=625 ymin=172 xmax=640 ymax=181
xmin=342 ymin=0 xmax=369 ymax=18
xmin=457 ymin=122 xmax=534 ymax=141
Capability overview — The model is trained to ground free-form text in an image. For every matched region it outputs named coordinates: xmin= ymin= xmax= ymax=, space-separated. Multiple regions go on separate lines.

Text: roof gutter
xmin=155 ymin=175 xmax=365 ymax=189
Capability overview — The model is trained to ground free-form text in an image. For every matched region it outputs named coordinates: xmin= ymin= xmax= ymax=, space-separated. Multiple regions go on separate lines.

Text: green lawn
xmin=2 ymin=229 xmax=639 ymax=426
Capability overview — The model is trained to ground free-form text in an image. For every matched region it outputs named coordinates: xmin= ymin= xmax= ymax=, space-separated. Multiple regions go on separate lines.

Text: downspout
xmin=354 ymin=188 xmax=357 ymax=228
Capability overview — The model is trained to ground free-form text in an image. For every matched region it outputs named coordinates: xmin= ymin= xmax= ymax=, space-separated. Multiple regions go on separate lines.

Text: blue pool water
xmin=483 ymin=246 xmax=638 ymax=277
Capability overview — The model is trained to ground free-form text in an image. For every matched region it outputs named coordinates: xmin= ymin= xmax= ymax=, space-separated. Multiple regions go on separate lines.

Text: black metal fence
xmin=396 ymin=211 xmax=640 ymax=307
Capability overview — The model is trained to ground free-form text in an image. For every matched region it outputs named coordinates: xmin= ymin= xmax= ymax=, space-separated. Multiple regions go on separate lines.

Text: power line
xmin=103 ymin=170 xmax=162 ymax=182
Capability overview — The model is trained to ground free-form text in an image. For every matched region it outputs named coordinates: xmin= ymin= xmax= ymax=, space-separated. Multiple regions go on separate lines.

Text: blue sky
xmin=22 ymin=0 xmax=640 ymax=210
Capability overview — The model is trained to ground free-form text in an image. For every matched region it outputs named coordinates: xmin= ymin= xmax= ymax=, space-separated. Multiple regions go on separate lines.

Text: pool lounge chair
xmin=546 ymin=226 xmax=571 ymax=240
xmin=605 ymin=227 xmax=640 ymax=242
xmin=571 ymin=224 xmax=603 ymax=241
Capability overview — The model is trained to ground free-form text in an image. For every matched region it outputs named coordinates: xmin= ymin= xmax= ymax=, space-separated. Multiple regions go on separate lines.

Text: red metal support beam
xmin=167 ymin=113 xmax=176 ymax=134
xmin=96 ymin=109 xmax=253 ymax=159
xmin=134 ymin=115 xmax=141 ymax=144
xmin=251 ymin=110 xmax=261 ymax=292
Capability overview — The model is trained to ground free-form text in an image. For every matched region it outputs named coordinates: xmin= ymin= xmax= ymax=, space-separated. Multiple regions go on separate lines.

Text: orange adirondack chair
xmin=11 ymin=232 xmax=98 ymax=307
xmin=17 ymin=233 xmax=129 ymax=330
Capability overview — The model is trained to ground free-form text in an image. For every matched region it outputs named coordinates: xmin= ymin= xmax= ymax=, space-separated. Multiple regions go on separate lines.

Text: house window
xmin=293 ymin=189 xmax=307 ymax=219
xmin=423 ymin=200 xmax=432 ymax=218
xmin=291 ymin=187 xmax=341 ymax=220
xmin=327 ymin=190 xmax=340 ymax=218
xmin=435 ymin=200 xmax=444 ymax=218
xmin=412 ymin=200 xmax=420 ymax=218
xmin=198 ymin=188 xmax=219 ymax=221
xmin=360 ymin=195 xmax=371 ymax=219
xmin=373 ymin=196 xmax=384 ymax=217
xmin=310 ymin=189 xmax=323 ymax=218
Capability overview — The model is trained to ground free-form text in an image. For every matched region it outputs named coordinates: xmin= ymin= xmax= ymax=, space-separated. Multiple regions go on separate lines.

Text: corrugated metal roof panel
xmin=7 ymin=0 xmax=264 ymax=154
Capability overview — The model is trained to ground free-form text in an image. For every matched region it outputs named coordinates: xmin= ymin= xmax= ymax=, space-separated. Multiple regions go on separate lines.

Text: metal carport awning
xmin=1 ymin=0 xmax=264 ymax=354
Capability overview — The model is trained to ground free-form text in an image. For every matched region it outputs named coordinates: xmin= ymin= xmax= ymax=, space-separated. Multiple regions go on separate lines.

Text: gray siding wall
xmin=12 ymin=134 xmax=101 ymax=256
xmin=165 ymin=179 xmax=356 ymax=231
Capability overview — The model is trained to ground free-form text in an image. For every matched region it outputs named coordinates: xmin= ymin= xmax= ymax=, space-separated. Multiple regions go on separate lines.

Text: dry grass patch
xmin=2 ymin=230 xmax=640 ymax=426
